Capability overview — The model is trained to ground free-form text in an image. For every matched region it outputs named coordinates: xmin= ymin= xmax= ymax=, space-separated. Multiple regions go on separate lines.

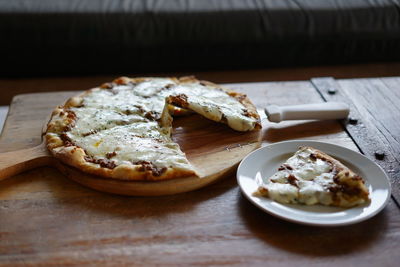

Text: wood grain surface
xmin=312 ymin=77 xmax=400 ymax=205
xmin=0 ymin=80 xmax=399 ymax=266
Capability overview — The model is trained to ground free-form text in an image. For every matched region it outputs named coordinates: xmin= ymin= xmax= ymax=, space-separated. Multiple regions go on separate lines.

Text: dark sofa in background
xmin=1 ymin=0 xmax=400 ymax=77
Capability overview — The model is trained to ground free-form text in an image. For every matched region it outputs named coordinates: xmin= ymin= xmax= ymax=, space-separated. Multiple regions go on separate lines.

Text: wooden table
xmin=0 ymin=77 xmax=399 ymax=266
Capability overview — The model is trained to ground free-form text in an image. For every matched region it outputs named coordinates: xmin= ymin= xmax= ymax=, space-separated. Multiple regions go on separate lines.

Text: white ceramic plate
xmin=237 ymin=140 xmax=391 ymax=226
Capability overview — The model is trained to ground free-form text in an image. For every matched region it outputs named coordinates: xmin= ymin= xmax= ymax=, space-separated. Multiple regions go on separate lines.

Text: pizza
xmin=45 ymin=76 xmax=261 ymax=181
xmin=255 ymin=146 xmax=370 ymax=207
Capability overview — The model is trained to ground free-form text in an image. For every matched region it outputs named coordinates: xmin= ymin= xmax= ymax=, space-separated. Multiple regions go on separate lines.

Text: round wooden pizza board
xmin=0 ymin=114 xmax=262 ymax=196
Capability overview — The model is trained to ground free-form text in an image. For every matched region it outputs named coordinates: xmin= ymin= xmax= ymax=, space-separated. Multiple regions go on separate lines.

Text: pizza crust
xmin=46 ymin=76 xmax=261 ymax=181
xmin=50 ymin=145 xmax=196 ymax=181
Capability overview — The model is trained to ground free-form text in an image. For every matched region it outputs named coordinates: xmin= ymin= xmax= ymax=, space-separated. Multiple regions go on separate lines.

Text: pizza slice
xmin=255 ymin=146 xmax=370 ymax=207
xmin=164 ymin=78 xmax=260 ymax=132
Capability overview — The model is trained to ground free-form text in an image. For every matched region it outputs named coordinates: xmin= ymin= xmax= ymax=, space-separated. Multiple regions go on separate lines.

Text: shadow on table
xmin=263 ymin=120 xmax=345 ymax=143
xmin=0 ymin=166 xmax=237 ymax=220
xmin=237 ymin=192 xmax=389 ymax=256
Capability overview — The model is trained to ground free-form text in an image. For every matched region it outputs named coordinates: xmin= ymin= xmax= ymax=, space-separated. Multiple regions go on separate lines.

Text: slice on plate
xmin=255 ymin=146 xmax=370 ymax=207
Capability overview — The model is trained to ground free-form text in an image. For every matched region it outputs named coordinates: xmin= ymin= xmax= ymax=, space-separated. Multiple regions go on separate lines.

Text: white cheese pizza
xmin=45 ymin=76 xmax=261 ymax=181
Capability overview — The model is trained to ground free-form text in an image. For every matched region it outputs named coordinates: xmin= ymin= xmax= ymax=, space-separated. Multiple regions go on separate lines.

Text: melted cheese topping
xmin=258 ymin=148 xmax=337 ymax=205
xmin=60 ymin=78 xmax=258 ymax=172
xmin=69 ymin=122 xmax=189 ymax=169
xmin=69 ymin=107 xmax=146 ymax=136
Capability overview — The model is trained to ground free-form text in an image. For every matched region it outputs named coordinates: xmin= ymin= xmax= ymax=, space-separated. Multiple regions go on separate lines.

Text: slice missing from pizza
xmin=45 ymin=76 xmax=261 ymax=181
xmin=255 ymin=146 xmax=370 ymax=208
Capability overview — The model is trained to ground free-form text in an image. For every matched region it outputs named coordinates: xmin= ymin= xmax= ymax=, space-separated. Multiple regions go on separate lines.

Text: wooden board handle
xmin=0 ymin=142 xmax=53 ymax=181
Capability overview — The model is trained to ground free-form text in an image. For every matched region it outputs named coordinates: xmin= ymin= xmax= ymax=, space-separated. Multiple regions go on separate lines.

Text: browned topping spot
xmin=121 ymin=109 xmax=136 ymax=116
xmin=328 ymin=186 xmax=339 ymax=193
xmin=328 ymin=184 xmax=361 ymax=196
xmin=82 ymin=130 xmax=98 ymax=137
xmin=134 ymin=160 xmax=168 ymax=177
xmin=106 ymin=152 xmax=117 ymax=159
xmin=60 ymin=133 xmax=69 ymax=141
xmin=114 ymin=77 xmax=129 ymax=85
xmin=309 ymin=152 xmax=329 ymax=162
xmin=333 ymin=175 xmax=340 ymax=184
xmin=63 ymin=124 xmax=74 ymax=132
xmin=84 ymin=156 xmax=117 ymax=169
xmin=168 ymin=94 xmax=189 ymax=108
xmin=285 ymin=164 xmax=293 ymax=170
xmin=352 ymin=175 xmax=363 ymax=182
xmin=236 ymin=94 xmax=247 ymax=102
xmin=278 ymin=164 xmax=293 ymax=171
xmin=66 ymin=110 xmax=76 ymax=119
xmin=258 ymin=187 xmax=269 ymax=195
xmin=164 ymin=84 xmax=174 ymax=89
xmin=100 ymin=82 xmax=114 ymax=89
xmin=287 ymin=174 xmax=298 ymax=186
xmin=134 ymin=105 xmax=146 ymax=114
xmin=144 ymin=111 xmax=158 ymax=120
xmin=60 ymin=133 xmax=75 ymax=147
xmin=242 ymin=108 xmax=251 ymax=117
xmin=59 ymin=110 xmax=77 ymax=132
xmin=64 ymin=141 xmax=74 ymax=147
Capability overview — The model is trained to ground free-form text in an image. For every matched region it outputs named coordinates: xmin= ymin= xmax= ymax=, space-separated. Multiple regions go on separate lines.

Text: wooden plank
xmin=311 ymin=77 xmax=400 ymax=204
xmin=0 ymin=167 xmax=399 ymax=266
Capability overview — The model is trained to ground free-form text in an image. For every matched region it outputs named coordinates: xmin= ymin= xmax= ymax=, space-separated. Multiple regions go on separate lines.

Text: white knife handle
xmin=265 ymin=102 xmax=350 ymax=123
